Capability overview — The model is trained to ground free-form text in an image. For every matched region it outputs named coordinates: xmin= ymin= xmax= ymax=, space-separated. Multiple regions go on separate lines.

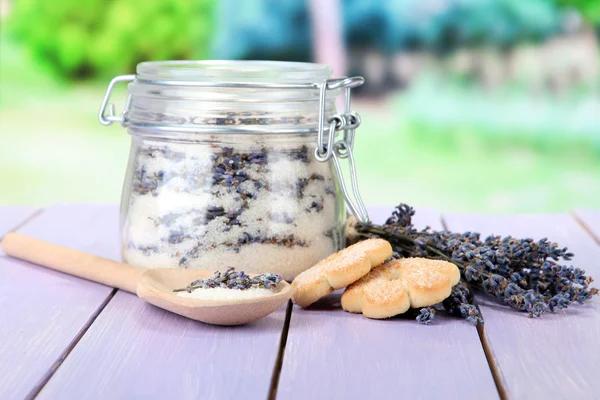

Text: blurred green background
xmin=1 ymin=0 xmax=599 ymax=212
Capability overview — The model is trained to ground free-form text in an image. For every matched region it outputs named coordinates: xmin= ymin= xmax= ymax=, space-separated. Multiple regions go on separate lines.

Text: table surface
xmin=1 ymin=204 xmax=599 ymax=400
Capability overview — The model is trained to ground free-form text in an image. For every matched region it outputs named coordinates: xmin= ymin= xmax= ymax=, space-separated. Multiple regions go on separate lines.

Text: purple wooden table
xmin=1 ymin=204 xmax=599 ymax=400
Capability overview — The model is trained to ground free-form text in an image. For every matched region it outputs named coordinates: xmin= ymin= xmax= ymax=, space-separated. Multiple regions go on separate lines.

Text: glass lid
xmin=136 ymin=60 xmax=333 ymax=84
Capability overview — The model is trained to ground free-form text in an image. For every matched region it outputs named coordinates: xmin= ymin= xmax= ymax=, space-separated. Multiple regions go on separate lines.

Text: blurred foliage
xmin=8 ymin=0 xmax=215 ymax=79
xmin=212 ymin=0 xmax=565 ymax=60
xmin=558 ymin=0 xmax=600 ymax=24
xmin=2 ymin=0 xmax=599 ymax=211
xmin=0 ymin=36 xmax=59 ymax=107
xmin=345 ymin=0 xmax=561 ymax=52
xmin=401 ymin=73 xmax=600 ymax=151
xmin=212 ymin=0 xmax=312 ymax=61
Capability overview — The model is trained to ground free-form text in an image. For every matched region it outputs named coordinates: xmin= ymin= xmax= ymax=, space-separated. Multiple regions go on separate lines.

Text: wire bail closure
xmin=314 ymin=77 xmax=370 ymax=224
xmin=98 ymin=74 xmax=135 ymax=126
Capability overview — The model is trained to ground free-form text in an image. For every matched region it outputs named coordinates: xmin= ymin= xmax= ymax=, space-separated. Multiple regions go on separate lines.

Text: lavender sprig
xmin=173 ymin=267 xmax=282 ymax=293
xmin=349 ymin=204 xmax=598 ymax=324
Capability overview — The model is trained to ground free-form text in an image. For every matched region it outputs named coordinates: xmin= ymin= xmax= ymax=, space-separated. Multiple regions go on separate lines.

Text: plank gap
xmin=476 ymin=323 xmax=509 ymax=400
xmin=0 ymin=208 xmax=44 ymax=241
xmin=572 ymin=211 xmax=600 ymax=247
xmin=441 ymin=215 xmax=509 ymax=400
xmin=26 ymin=288 xmax=119 ymax=400
xmin=268 ymin=300 xmax=293 ymax=400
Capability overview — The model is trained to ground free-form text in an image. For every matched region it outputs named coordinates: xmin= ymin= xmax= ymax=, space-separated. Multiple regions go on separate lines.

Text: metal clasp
xmin=98 ymin=74 xmax=135 ymax=126
xmin=315 ymin=77 xmax=370 ymax=224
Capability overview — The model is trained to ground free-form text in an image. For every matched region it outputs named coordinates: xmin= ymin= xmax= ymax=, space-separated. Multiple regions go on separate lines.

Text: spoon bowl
xmin=137 ymin=269 xmax=292 ymax=325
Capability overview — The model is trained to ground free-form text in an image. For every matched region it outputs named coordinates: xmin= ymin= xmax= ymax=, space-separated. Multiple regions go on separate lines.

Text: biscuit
xmin=291 ymin=239 xmax=393 ymax=307
xmin=341 ymin=258 xmax=460 ymax=319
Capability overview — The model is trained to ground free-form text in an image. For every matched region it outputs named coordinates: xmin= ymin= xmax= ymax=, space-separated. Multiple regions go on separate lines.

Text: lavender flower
xmin=174 ymin=267 xmax=283 ymax=293
xmin=350 ymin=203 xmax=598 ymax=325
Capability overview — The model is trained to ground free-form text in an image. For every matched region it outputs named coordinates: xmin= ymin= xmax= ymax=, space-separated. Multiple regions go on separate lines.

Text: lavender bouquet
xmin=347 ymin=204 xmax=598 ymax=325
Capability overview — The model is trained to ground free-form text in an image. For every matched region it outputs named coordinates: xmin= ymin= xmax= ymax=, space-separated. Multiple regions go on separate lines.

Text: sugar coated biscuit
xmin=291 ymin=239 xmax=393 ymax=307
xmin=341 ymin=258 xmax=460 ymax=319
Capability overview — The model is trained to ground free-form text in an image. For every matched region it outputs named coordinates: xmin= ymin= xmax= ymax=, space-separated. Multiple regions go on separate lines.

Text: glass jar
xmin=99 ymin=61 xmax=368 ymax=280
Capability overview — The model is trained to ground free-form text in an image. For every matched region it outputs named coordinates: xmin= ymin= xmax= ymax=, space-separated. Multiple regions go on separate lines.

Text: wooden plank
xmin=37 ymin=293 xmax=288 ymax=399
xmin=443 ymin=213 xmax=600 ymax=400
xmin=0 ymin=206 xmax=38 ymax=233
xmin=0 ymin=204 xmax=119 ymax=400
xmin=277 ymin=207 xmax=499 ymax=400
xmin=574 ymin=209 xmax=600 ymax=243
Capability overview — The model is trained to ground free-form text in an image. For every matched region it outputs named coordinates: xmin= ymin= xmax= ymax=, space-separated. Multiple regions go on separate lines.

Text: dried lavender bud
xmin=167 ymin=230 xmax=187 ymax=244
xmin=416 ymin=307 xmax=436 ymax=325
xmin=132 ymin=167 xmax=165 ymax=196
xmin=205 ymin=206 xmax=226 ymax=221
xmin=143 ymin=146 xmax=186 ymax=162
xmin=294 ymin=173 xmax=326 ymax=199
xmin=173 ymin=267 xmax=283 ymax=293
xmin=287 ymin=145 xmax=309 ymax=163
xmin=271 ymin=212 xmax=295 ymax=224
xmin=385 ymin=203 xmax=415 ymax=227
xmin=351 ymin=203 xmax=598 ymax=324
xmin=307 ymin=200 xmax=324 ymax=213
xmin=441 ymin=281 xmax=484 ymax=325
xmin=136 ymin=245 xmax=159 ymax=256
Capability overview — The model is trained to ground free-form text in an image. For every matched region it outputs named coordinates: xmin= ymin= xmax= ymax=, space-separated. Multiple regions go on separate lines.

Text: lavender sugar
xmin=122 ymin=139 xmax=344 ymax=280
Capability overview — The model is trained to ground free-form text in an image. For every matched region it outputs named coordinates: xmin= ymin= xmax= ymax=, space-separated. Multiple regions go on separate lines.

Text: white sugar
xmin=176 ymin=287 xmax=274 ymax=300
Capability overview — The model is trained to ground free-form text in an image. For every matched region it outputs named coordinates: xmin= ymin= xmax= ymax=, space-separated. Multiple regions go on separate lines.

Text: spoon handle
xmin=1 ymin=232 xmax=144 ymax=294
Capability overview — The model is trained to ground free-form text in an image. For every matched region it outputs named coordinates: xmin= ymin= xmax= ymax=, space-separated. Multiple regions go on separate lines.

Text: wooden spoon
xmin=1 ymin=232 xmax=291 ymax=326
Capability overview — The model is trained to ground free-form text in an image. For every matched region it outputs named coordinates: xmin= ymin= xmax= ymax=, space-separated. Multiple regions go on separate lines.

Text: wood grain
xmin=0 ymin=204 xmax=119 ymax=400
xmin=443 ymin=213 xmax=600 ymax=400
xmin=37 ymin=291 xmax=288 ymax=399
xmin=0 ymin=206 xmax=38 ymax=234
xmin=277 ymin=206 xmax=499 ymax=400
xmin=574 ymin=210 xmax=600 ymax=243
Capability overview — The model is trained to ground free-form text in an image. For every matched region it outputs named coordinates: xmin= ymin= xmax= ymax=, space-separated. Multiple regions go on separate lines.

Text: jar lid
xmin=136 ymin=60 xmax=333 ymax=85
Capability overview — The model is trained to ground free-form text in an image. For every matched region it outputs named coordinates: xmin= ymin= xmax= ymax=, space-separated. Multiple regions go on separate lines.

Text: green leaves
xmin=558 ymin=0 xmax=600 ymax=24
xmin=8 ymin=0 xmax=216 ymax=79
